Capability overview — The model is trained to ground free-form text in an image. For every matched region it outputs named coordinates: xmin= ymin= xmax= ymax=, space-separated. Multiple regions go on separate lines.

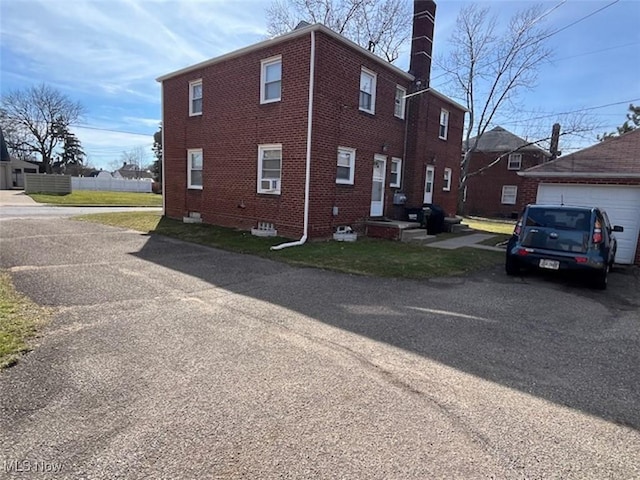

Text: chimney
xmin=410 ymin=0 xmax=436 ymax=85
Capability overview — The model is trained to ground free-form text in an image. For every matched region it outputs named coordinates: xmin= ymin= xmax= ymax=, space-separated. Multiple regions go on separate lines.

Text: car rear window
xmin=521 ymin=208 xmax=591 ymax=253
xmin=525 ymin=208 xmax=591 ymax=231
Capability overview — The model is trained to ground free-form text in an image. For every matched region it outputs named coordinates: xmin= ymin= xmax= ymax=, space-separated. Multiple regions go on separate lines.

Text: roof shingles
xmin=523 ymin=128 xmax=640 ymax=175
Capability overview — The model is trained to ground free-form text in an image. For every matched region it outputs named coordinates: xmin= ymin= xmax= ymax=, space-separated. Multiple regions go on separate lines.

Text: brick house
xmin=518 ymin=128 xmax=640 ymax=265
xmin=157 ymin=0 xmax=465 ymax=240
xmin=464 ymin=126 xmax=549 ymax=218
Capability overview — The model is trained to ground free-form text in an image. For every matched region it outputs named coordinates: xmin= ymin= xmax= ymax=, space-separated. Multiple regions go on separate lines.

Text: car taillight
xmin=593 ymin=219 xmax=602 ymax=244
xmin=517 ymin=247 xmax=532 ymax=256
xmin=575 ymin=256 xmax=588 ymax=263
xmin=514 ymin=219 xmax=522 ymax=236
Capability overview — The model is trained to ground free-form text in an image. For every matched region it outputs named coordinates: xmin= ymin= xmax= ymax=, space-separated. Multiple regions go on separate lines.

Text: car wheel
xmin=594 ymin=264 xmax=609 ymax=290
xmin=505 ymin=257 xmax=519 ymax=276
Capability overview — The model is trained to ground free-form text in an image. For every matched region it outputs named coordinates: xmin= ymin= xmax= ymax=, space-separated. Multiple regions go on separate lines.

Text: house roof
xmin=519 ymin=128 xmax=640 ymax=178
xmin=466 ymin=126 xmax=549 ymax=154
xmin=157 ymin=23 xmax=414 ymax=83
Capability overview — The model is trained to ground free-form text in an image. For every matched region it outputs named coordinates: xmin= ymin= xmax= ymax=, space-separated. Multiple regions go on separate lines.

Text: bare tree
xmin=266 ymin=0 xmax=411 ymax=62
xmin=119 ymin=146 xmax=148 ymax=178
xmin=0 ymin=84 xmax=84 ymax=173
xmin=437 ymin=4 xmax=561 ymax=213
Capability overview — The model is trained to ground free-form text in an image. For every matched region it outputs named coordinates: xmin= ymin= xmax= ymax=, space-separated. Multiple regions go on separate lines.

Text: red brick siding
xmin=366 ymin=224 xmax=402 ymax=240
xmin=404 ymin=92 xmax=464 ymax=218
xmin=163 ymin=35 xmax=311 ymax=238
xmin=520 ymin=177 xmax=640 ymax=265
xmin=465 ymin=151 xmax=545 ymax=218
xmin=162 ymin=29 xmax=465 ymax=238
xmin=307 ymin=33 xmax=411 ymax=237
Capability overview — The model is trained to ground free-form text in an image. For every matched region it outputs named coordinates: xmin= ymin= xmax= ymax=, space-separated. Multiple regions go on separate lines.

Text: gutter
xmin=271 ymin=30 xmax=315 ymax=251
xmin=518 ymin=171 xmax=640 ymax=179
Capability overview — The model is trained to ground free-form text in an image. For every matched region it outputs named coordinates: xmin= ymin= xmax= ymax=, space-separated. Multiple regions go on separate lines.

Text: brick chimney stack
xmin=410 ymin=0 xmax=436 ymax=85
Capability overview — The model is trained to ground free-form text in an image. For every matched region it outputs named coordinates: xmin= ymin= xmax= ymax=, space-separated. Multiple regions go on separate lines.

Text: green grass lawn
xmin=76 ymin=212 xmax=504 ymax=279
xmin=0 ymin=271 xmax=49 ymax=369
xmin=29 ymin=190 xmax=162 ymax=207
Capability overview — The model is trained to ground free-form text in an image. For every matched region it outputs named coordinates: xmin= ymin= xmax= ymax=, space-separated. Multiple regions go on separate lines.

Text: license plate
xmin=539 ymin=259 xmax=559 ymax=270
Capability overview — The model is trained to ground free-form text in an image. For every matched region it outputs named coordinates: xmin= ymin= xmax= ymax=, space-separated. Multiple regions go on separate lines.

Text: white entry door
xmin=370 ymin=155 xmax=387 ymax=216
xmin=423 ymin=165 xmax=435 ymax=204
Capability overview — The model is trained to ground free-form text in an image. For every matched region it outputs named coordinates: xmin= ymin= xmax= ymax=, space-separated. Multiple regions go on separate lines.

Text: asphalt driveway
xmin=0 ymin=217 xmax=638 ymax=479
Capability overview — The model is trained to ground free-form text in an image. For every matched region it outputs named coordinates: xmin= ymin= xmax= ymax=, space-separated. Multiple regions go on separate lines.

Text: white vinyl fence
xmin=72 ymin=176 xmax=153 ymax=193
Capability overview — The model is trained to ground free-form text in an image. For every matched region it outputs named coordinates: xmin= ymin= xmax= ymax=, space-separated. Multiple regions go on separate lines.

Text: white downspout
xmin=271 ymin=29 xmax=315 ymax=251
xmin=160 ymin=82 xmax=166 ymax=215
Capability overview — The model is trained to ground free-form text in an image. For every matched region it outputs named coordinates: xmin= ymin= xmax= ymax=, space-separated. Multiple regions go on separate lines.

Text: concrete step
xmin=405 ymin=234 xmax=437 ymax=244
xmin=401 ymin=228 xmax=427 ymax=242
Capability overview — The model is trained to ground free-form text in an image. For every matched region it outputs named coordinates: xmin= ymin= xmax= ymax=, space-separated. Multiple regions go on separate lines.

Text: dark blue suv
xmin=506 ymin=205 xmax=624 ymax=289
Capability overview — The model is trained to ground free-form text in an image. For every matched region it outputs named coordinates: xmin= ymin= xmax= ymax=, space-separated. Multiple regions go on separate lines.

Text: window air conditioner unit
xmin=261 ymin=179 xmax=279 ymax=191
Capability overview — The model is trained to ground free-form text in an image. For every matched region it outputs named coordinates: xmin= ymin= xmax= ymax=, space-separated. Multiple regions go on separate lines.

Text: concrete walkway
xmin=426 ymin=233 xmax=505 ymax=252
xmin=0 ymin=190 xmax=41 ymax=207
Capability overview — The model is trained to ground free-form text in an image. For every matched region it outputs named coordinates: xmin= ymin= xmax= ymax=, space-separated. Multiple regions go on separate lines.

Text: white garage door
xmin=536 ymin=184 xmax=640 ymax=264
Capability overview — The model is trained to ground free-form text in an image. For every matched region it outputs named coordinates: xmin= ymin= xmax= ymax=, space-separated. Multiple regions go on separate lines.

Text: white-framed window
xmin=439 ymin=109 xmax=449 ymax=140
xmin=443 ymin=168 xmax=452 ymax=191
xmin=359 ymin=68 xmax=377 ymax=114
xmin=187 ymin=149 xmax=203 ymax=189
xmin=257 ymin=144 xmax=282 ymax=194
xmin=394 ymin=86 xmax=406 ymax=119
xmin=189 ymin=80 xmax=202 ymax=116
xmin=501 ymin=185 xmax=518 ymax=205
xmin=336 ymin=147 xmax=356 ymax=185
xmin=390 ymin=157 xmax=402 ymax=187
xmin=508 ymin=153 xmax=522 ymax=170
xmin=260 ymin=56 xmax=282 ymax=104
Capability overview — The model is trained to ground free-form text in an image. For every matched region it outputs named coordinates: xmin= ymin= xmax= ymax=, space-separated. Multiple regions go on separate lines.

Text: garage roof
xmin=466 ymin=126 xmax=550 ymax=154
xmin=520 ymin=128 xmax=640 ymax=178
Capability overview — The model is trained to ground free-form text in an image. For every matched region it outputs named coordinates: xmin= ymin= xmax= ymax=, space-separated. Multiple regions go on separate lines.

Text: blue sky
xmin=1 ymin=0 xmax=639 ymax=170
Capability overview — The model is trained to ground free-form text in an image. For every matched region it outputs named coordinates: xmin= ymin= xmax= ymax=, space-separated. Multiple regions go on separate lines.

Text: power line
xmin=430 ymin=0 xmax=620 ymax=85
xmin=73 ymin=124 xmax=155 ymax=137
xmin=498 ymin=99 xmax=640 ymax=126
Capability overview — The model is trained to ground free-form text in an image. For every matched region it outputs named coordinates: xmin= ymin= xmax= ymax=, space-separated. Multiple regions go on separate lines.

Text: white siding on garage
xmin=536 ymin=184 xmax=640 ymax=264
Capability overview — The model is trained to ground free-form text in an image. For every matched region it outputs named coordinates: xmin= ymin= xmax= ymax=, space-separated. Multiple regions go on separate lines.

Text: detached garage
xmin=519 ymin=129 xmax=640 ymax=265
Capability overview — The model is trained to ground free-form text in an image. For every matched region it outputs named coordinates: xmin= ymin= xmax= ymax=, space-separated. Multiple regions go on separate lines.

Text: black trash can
xmin=423 ymin=204 xmax=445 ymax=234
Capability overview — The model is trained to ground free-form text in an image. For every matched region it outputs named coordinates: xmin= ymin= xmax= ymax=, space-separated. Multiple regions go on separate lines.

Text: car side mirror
xmin=612 ymin=225 xmax=624 ymax=232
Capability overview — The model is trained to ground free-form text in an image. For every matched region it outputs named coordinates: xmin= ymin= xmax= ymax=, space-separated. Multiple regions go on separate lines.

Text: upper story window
xmin=359 ymin=68 xmax=377 ymax=114
xmin=189 ymin=80 xmax=202 ymax=116
xmin=443 ymin=168 xmax=452 ymax=191
xmin=187 ymin=149 xmax=203 ymax=189
xmin=390 ymin=157 xmax=402 ymax=187
xmin=258 ymin=144 xmax=282 ymax=194
xmin=336 ymin=147 xmax=356 ymax=185
xmin=501 ymin=185 xmax=517 ymax=205
xmin=439 ymin=109 xmax=449 ymax=140
xmin=261 ymin=56 xmax=282 ymax=104
xmin=508 ymin=153 xmax=522 ymax=170
xmin=394 ymin=86 xmax=406 ymax=119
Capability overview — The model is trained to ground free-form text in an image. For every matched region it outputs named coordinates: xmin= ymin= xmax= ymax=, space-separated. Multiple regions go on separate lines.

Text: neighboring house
xmin=8 ymin=158 xmax=40 ymax=189
xmin=519 ymin=128 xmax=640 ymax=265
xmin=464 ymin=126 xmax=550 ymax=218
xmin=114 ymin=162 xmax=154 ymax=180
xmin=157 ymin=0 xmax=466 ymax=239
xmin=0 ymin=127 xmax=10 ymax=190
